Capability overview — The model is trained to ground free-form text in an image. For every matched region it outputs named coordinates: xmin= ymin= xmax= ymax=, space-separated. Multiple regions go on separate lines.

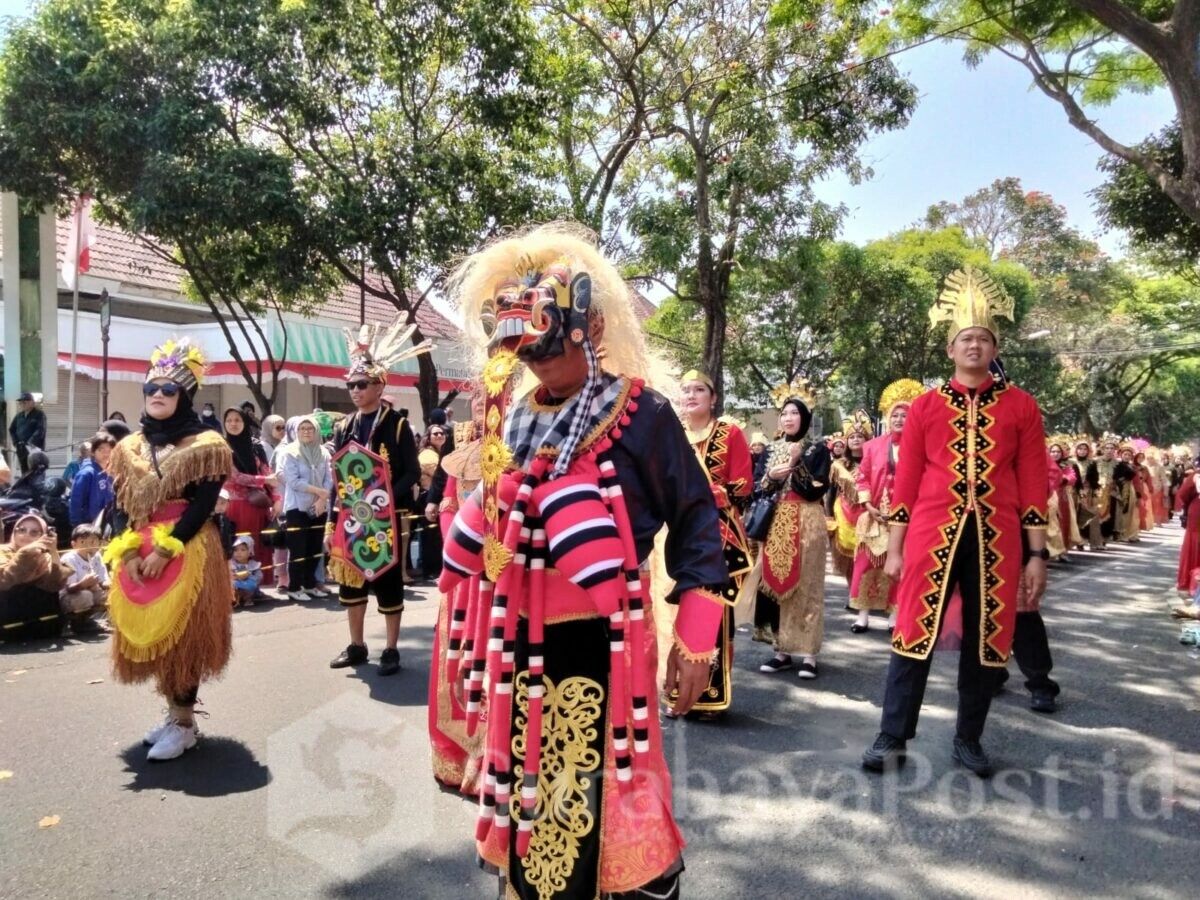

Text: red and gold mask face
xmin=481 ymin=261 xmax=592 ymax=362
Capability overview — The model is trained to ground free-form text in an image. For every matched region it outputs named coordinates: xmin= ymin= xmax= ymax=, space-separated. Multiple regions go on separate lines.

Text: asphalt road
xmin=2 ymin=526 xmax=1197 ymax=899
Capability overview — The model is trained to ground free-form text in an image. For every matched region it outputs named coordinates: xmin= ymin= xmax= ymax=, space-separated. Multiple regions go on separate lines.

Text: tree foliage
xmin=869 ymin=0 xmax=1200 ymax=239
xmin=555 ymin=0 xmax=917 ymax=403
xmin=0 ymin=0 xmax=553 ymax=414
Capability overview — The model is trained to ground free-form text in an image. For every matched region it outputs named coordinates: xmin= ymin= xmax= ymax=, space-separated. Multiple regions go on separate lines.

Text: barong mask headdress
xmin=928 ymin=266 xmax=1014 ymax=341
xmin=342 ymin=321 xmax=434 ymax=384
xmin=147 ymin=338 xmax=208 ymax=396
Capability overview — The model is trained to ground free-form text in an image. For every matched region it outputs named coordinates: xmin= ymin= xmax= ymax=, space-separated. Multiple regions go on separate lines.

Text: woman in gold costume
xmin=104 ymin=338 xmax=234 ymax=761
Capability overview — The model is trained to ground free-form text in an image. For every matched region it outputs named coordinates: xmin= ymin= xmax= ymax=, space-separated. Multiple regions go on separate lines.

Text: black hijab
xmin=223 ymin=408 xmax=262 ymax=475
xmin=780 ymin=397 xmax=812 ymax=442
xmin=140 ymin=388 xmax=208 ymax=448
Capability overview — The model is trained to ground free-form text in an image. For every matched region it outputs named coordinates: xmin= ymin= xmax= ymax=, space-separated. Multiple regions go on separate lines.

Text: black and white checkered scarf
xmin=504 ymin=356 xmax=625 ymax=476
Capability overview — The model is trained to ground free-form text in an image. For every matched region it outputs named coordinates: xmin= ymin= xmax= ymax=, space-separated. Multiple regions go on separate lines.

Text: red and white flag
xmin=62 ymin=194 xmax=96 ymax=290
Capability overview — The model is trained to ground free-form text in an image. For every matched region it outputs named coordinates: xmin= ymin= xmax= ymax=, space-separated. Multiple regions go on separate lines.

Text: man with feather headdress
xmin=325 ymin=322 xmax=431 ymax=676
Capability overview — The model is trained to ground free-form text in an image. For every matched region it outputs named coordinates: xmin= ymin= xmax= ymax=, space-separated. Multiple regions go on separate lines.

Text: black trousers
xmin=285 ymin=508 xmax=324 ymax=591
xmin=1007 ymin=610 xmax=1059 ymax=697
xmin=879 ymin=515 xmax=1002 ymax=743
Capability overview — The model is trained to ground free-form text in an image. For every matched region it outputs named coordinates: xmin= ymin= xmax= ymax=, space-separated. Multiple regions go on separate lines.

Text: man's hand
xmin=884 ymin=548 xmax=904 ymax=582
xmin=1023 ymin=557 xmax=1047 ymax=606
xmin=140 ymin=550 xmax=169 ymax=581
xmin=664 ymin=645 xmax=711 ymax=716
xmin=425 ymin=502 xmax=438 ymax=523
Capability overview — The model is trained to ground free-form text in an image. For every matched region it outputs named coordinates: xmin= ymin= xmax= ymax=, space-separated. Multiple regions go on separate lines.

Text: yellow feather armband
xmin=150 ymin=524 xmax=185 ymax=559
xmin=102 ymin=530 xmax=144 ymax=567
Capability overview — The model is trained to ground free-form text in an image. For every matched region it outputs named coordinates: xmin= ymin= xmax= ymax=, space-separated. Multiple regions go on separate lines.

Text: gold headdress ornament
xmin=147 ymin=337 xmax=208 ymax=392
xmin=770 ymin=377 xmax=816 ymax=411
xmin=1074 ymin=434 xmax=1094 ymax=450
xmin=928 ymin=266 xmax=1015 ymax=340
xmin=750 ymin=431 xmax=770 ymax=446
xmin=878 ymin=378 xmax=924 ymax=416
xmin=1046 ymin=433 xmax=1073 ymax=452
xmin=343 ymin=322 xmax=434 ymax=383
xmin=1098 ymin=432 xmax=1121 ymax=449
xmin=843 ymin=408 xmax=873 ymax=438
xmin=681 ymin=369 xmax=715 ymax=391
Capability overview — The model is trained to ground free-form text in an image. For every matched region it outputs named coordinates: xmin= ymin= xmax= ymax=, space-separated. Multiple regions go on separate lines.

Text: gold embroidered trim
xmin=672 ymin=634 xmax=715 ymax=664
xmin=511 ymin=672 xmax=604 ymax=900
xmin=764 ymin=499 xmax=801 ymax=584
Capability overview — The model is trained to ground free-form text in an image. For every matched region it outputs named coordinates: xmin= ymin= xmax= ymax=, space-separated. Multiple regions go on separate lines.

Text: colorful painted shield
xmin=330 ymin=441 xmax=397 ymax=582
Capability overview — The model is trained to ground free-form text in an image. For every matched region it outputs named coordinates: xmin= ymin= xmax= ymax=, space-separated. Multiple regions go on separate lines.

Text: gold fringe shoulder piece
xmin=110 ymin=431 xmax=233 ymax=527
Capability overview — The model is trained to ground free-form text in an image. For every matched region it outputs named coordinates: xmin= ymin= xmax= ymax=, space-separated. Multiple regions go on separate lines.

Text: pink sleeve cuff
xmin=673 ymin=587 xmax=724 ymax=658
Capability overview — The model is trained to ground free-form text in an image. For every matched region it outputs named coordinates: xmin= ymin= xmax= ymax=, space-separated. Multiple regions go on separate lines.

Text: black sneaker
xmin=952 ymin=737 xmax=994 ymax=778
xmin=862 ymin=732 xmax=907 ymax=772
xmin=330 ymin=643 xmax=369 ymax=669
xmin=1030 ymin=692 xmax=1057 ymax=714
xmin=797 ymin=660 xmax=818 ymax=680
xmin=758 ymin=654 xmax=794 ymax=673
xmin=378 ymin=647 xmax=401 ymax=676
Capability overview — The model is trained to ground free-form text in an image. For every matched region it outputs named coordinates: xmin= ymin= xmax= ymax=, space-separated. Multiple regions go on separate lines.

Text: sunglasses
xmin=143 ymin=382 xmax=182 ymax=397
xmin=14 ymin=526 xmax=45 ymax=536
xmin=345 ymin=380 xmax=377 ymax=391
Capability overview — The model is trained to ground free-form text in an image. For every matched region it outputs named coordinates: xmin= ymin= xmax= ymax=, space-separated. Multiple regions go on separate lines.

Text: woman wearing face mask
xmin=103 ymin=338 xmax=235 ymax=761
xmin=278 ymin=416 xmax=333 ymax=601
xmin=198 ymin=403 xmax=223 ymax=435
xmin=752 ymin=393 xmax=831 ymax=680
xmin=221 ymin=407 xmax=278 ymax=588
xmin=0 ymin=512 xmax=71 ymax=639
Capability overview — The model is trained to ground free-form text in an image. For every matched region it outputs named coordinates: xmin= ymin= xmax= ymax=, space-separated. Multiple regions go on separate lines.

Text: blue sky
xmin=814 ymin=39 xmax=1176 ymax=256
xmin=0 ymin=0 xmax=1176 ymax=257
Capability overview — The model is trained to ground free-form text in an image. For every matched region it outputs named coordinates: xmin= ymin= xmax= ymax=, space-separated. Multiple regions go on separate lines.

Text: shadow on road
xmin=118 ymin=736 xmax=271 ymax=797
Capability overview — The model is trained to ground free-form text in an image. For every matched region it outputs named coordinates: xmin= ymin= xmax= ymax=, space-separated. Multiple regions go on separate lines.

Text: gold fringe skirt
xmin=111 ymin=522 xmax=233 ymax=699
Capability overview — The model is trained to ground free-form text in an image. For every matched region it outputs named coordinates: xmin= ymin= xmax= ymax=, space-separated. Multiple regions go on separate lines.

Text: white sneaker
xmin=306 ymin=587 xmax=331 ymax=599
xmin=142 ymin=712 xmax=173 ymax=746
xmin=147 ymin=722 xmax=197 ymax=761
xmin=287 ymin=590 xmax=311 ymax=602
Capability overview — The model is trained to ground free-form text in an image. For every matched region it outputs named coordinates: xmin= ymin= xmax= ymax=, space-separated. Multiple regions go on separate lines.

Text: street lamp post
xmin=100 ymin=288 xmax=110 ymax=420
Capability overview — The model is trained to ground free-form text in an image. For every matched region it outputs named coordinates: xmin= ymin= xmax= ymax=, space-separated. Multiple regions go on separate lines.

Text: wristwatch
xmin=1025 ymin=547 xmax=1050 ymax=562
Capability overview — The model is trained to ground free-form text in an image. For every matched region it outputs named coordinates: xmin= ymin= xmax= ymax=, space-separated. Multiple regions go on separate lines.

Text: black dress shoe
xmin=850 ymin=622 xmax=869 ymax=634
xmin=952 ymin=737 xmax=994 ymax=778
xmin=378 ymin=647 xmax=401 ymax=676
xmin=1030 ymin=692 xmax=1057 ymax=713
xmin=862 ymin=732 xmax=907 ymax=772
xmin=330 ymin=643 xmax=369 ymax=669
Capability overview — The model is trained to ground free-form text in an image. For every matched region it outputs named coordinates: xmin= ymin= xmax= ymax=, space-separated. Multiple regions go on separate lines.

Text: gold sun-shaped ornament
xmin=480 ymin=433 xmax=514 ymax=487
xmin=483 ymin=350 xmax=520 ymax=397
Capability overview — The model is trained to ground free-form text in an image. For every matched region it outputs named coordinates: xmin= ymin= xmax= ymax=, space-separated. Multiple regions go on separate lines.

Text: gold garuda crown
xmin=928 ymin=267 xmax=1014 ymax=339
xmin=770 ymin=377 xmax=816 ymax=410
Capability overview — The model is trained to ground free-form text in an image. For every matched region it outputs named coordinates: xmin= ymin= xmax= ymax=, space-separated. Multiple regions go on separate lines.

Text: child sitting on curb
xmin=231 ymin=534 xmax=263 ymax=608
xmin=59 ymin=524 xmax=109 ymax=633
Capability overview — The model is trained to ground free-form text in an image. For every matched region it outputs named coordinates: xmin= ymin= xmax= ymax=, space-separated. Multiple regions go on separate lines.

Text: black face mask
xmin=485 ymin=269 xmax=593 ymax=362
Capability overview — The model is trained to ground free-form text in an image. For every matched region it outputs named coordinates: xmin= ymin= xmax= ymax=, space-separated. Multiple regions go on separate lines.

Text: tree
xmin=873 ymin=1 xmax=1200 ymax=234
xmin=925 ymin=176 xmax=1027 ymax=257
xmin=578 ymin=0 xmax=919 ymax=405
xmin=0 ymin=0 xmax=553 ymax=415
xmin=1094 ymin=122 xmax=1200 ymax=275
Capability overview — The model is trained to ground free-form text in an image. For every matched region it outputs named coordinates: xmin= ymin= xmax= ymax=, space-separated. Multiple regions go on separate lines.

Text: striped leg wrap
xmin=517 ymin=526 xmax=548 ymax=857
xmin=600 ymin=456 xmax=653 ymax=767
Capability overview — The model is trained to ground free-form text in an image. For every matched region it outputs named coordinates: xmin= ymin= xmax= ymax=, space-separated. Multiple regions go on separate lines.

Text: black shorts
xmin=338 ymin=562 xmax=405 ymax=614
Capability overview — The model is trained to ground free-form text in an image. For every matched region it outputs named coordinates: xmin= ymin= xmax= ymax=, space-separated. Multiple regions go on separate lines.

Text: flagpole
xmin=66 ymin=196 xmax=82 ymax=456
